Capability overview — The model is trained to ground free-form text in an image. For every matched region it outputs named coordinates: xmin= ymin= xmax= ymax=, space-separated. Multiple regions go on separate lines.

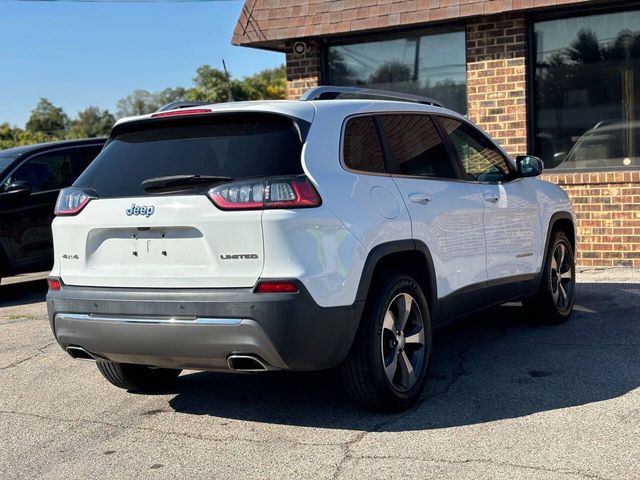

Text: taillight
xmin=151 ymin=108 xmax=213 ymax=118
xmin=255 ymin=280 xmax=299 ymax=293
xmin=47 ymin=277 xmax=62 ymax=290
xmin=54 ymin=188 xmax=95 ymax=216
xmin=208 ymin=176 xmax=321 ymax=210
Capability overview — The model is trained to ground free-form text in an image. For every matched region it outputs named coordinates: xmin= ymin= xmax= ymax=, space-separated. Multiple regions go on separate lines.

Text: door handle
xmin=483 ymin=192 xmax=499 ymax=204
xmin=408 ymin=193 xmax=432 ymax=205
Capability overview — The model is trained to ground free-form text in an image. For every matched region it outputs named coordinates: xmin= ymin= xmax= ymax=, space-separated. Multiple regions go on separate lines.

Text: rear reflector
xmin=151 ymin=108 xmax=213 ymax=118
xmin=208 ymin=176 xmax=321 ymax=210
xmin=47 ymin=278 xmax=61 ymax=290
xmin=255 ymin=281 xmax=299 ymax=293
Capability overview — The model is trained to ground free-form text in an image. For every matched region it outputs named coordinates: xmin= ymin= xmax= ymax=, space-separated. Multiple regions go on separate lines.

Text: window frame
xmin=322 ymin=24 xmax=468 ymax=114
xmin=374 ymin=113 xmax=464 ymax=181
xmin=0 ymin=147 xmax=76 ymax=195
xmin=434 ymin=114 xmax=518 ymax=184
xmin=339 ymin=111 xmax=519 ymax=184
xmin=527 ymin=2 xmax=640 ymax=172
xmin=341 ymin=115 xmax=389 ymax=175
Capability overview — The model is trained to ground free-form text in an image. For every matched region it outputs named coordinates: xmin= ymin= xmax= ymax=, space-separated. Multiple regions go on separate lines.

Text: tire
xmin=523 ymin=230 xmax=575 ymax=324
xmin=341 ymin=273 xmax=432 ymax=412
xmin=96 ymin=361 xmax=181 ymax=391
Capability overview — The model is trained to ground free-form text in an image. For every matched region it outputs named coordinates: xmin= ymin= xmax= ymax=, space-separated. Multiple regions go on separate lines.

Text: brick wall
xmin=541 ymin=172 xmax=640 ymax=268
xmin=466 ymin=13 xmax=528 ymax=156
xmin=285 ymin=40 xmax=321 ymax=100
xmin=279 ymin=12 xmax=640 ymax=269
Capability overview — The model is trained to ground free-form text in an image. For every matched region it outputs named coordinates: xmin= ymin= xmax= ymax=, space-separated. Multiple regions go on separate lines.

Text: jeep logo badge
xmin=126 ymin=204 xmax=155 ymax=218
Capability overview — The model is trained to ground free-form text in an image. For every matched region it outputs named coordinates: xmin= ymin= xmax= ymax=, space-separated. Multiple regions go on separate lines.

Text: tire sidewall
xmin=544 ymin=233 xmax=575 ymax=317
xmin=369 ymin=274 xmax=432 ymax=406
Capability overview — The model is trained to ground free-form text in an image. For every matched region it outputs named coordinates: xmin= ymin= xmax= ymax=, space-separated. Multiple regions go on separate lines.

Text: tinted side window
xmin=1 ymin=151 xmax=72 ymax=193
xmin=343 ymin=116 xmax=386 ymax=174
xmin=439 ymin=117 xmax=511 ymax=182
xmin=379 ymin=114 xmax=456 ymax=179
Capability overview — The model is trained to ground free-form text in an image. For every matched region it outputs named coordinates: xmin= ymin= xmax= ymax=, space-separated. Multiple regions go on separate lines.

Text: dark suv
xmin=0 ymin=138 xmax=105 ymax=285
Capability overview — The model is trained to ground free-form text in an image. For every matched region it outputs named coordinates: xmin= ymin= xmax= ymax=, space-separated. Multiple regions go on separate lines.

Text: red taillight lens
xmin=54 ymin=188 xmax=95 ymax=216
xmin=208 ymin=176 xmax=321 ymax=210
xmin=47 ymin=277 xmax=61 ymax=290
xmin=151 ymin=108 xmax=213 ymax=118
xmin=255 ymin=281 xmax=299 ymax=293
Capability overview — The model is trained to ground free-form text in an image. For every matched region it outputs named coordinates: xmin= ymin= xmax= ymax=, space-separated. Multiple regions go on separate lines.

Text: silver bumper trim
xmin=55 ymin=313 xmax=243 ymax=326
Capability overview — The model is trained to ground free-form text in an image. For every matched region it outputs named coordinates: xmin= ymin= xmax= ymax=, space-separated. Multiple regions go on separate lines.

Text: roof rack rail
xmin=300 ymin=86 xmax=444 ymax=108
xmin=155 ymin=101 xmax=210 ymax=113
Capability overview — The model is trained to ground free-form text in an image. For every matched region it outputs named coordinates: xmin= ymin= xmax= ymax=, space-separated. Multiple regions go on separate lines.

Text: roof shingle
xmin=232 ymin=0 xmax=604 ymax=50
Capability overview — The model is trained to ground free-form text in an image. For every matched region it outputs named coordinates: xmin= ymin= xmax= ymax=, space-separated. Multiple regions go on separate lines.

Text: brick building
xmin=233 ymin=0 xmax=640 ymax=267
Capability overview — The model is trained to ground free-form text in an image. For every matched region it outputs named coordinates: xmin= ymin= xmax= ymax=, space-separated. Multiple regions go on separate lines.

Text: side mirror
xmin=2 ymin=180 xmax=32 ymax=195
xmin=516 ymin=155 xmax=544 ymax=178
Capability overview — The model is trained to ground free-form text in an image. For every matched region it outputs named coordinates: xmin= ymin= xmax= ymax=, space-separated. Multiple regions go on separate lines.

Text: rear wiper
xmin=141 ymin=175 xmax=232 ymax=192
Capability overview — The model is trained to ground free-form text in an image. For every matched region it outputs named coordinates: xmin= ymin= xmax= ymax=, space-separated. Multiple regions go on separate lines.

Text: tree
xmin=155 ymin=87 xmax=187 ymax=107
xmin=67 ymin=106 xmax=115 ymax=139
xmin=369 ymin=61 xmax=413 ymax=85
xmin=327 ymin=50 xmax=356 ymax=86
xmin=185 ymin=65 xmax=241 ymax=103
xmin=114 ymin=64 xmax=287 ymax=115
xmin=0 ymin=122 xmax=50 ymax=150
xmin=115 ymin=87 xmax=187 ymax=118
xmin=241 ymin=65 xmax=287 ymax=100
xmin=116 ymin=89 xmax=157 ymax=118
xmin=25 ymin=98 xmax=68 ymax=136
xmin=567 ymin=29 xmax=603 ymax=64
xmin=2 ymin=64 xmax=287 ymax=149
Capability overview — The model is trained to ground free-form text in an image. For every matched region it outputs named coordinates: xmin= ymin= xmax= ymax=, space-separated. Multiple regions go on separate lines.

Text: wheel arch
xmin=354 ymin=240 xmax=439 ymax=323
xmin=534 ymin=211 xmax=576 ymax=292
xmin=548 ymin=211 xmax=576 ymax=254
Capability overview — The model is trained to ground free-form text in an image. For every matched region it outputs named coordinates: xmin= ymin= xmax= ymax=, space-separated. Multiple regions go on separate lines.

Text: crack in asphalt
xmin=331 ymin=336 xmax=479 ymax=480
xmin=1 ymin=409 xmax=617 ymax=480
xmin=346 ymin=455 xmax=613 ymax=480
xmin=0 ymin=342 xmax=56 ymax=370
xmin=0 ymin=409 xmax=347 ymax=448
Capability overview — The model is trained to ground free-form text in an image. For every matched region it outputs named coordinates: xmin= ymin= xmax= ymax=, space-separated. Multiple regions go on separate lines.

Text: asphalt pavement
xmin=1 ymin=269 xmax=638 ymax=479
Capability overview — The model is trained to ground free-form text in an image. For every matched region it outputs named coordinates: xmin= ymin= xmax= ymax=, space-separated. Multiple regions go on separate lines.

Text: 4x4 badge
xmin=126 ymin=204 xmax=155 ymax=218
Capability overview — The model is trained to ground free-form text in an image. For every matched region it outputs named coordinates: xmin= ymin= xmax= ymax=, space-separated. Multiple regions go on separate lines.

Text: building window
xmin=534 ymin=9 xmax=640 ymax=170
xmin=327 ymin=30 xmax=467 ymax=114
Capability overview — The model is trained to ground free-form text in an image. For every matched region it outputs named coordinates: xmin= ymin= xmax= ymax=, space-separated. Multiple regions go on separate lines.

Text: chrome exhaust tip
xmin=227 ymin=354 xmax=269 ymax=372
xmin=66 ymin=346 xmax=97 ymax=362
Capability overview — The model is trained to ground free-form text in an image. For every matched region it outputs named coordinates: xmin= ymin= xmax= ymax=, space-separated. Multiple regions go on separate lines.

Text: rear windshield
xmin=74 ymin=113 xmax=304 ymax=197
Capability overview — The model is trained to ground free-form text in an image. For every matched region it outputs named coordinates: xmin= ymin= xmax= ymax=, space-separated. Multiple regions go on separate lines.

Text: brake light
xmin=47 ymin=277 xmax=61 ymax=290
xmin=255 ymin=281 xmax=299 ymax=293
xmin=151 ymin=108 xmax=213 ymax=118
xmin=208 ymin=176 xmax=321 ymax=210
xmin=55 ymin=188 xmax=95 ymax=216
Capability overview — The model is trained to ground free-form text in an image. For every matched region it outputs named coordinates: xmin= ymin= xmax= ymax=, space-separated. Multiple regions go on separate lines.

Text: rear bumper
xmin=46 ymin=283 xmax=364 ymax=372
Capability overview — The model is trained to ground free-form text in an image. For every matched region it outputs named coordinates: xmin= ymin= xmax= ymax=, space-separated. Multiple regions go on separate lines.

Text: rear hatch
xmin=53 ymin=112 xmax=307 ymax=288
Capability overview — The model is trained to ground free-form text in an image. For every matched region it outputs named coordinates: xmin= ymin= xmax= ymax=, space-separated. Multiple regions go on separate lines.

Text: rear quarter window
xmin=74 ymin=113 xmax=304 ymax=197
xmin=342 ymin=116 xmax=386 ymax=174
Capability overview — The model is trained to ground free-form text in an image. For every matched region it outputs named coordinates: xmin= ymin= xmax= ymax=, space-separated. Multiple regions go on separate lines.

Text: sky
xmin=0 ymin=0 xmax=284 ymax=127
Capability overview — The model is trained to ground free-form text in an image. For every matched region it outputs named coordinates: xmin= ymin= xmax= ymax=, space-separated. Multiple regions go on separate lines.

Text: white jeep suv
xmin=47 ymin=87 xmax=576 ymax=411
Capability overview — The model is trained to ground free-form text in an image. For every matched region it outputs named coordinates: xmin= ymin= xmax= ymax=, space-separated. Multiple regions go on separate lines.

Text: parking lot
xmin=1 ymin=270 xmax=638 ymax=480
